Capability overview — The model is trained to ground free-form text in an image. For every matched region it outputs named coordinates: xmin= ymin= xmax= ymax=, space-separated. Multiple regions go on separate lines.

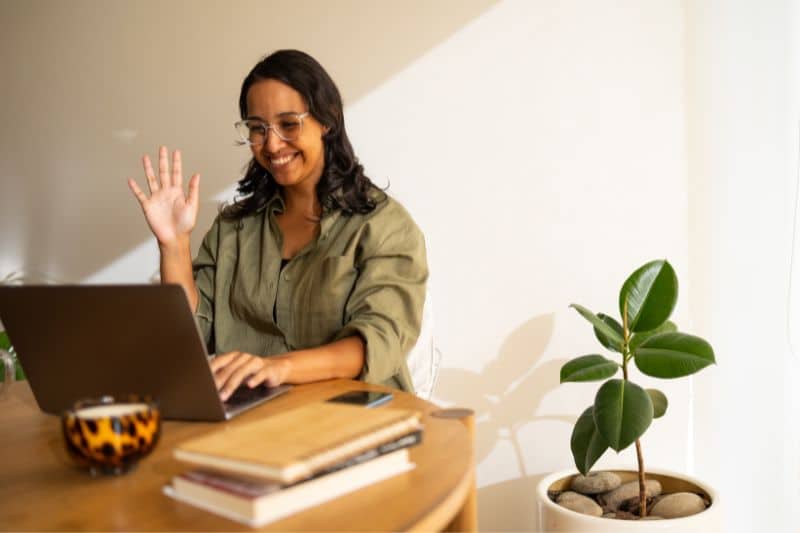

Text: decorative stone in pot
xmin=536 ymin=469 xmax=719 ymax=532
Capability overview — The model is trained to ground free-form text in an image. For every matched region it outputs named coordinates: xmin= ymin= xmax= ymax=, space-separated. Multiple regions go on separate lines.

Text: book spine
xmin=178 ymin=470 xmax=281 ymax=498
xmin=310 ymin=430 xmax=422 ymax=478
xmin=301 ymin=417 xmax=422 ymax=478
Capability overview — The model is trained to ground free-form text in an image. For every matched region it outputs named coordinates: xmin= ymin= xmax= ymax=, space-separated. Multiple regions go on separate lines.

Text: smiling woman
xmin=127 ymin=50 xmax=428 ymax=399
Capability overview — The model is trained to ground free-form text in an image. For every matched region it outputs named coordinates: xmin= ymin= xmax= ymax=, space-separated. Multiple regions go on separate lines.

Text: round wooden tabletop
xmin=0 ymin=379 xmax=474 ymax=531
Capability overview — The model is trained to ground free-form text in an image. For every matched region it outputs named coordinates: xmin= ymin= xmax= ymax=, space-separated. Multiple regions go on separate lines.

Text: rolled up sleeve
xmin=192 ymin=217 xmax=220 ymax=350
xmin=333 ymin=218 xmax=428 ymax=392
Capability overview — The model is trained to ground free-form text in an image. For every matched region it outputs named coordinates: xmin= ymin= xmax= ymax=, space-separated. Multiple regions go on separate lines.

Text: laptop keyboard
xmin=223 ymin=384 xmax=274 ymax=409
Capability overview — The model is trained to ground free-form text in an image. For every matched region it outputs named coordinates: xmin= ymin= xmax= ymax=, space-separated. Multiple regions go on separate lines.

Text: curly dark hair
xmin=221 ymin=49 xmax=378 ymax=220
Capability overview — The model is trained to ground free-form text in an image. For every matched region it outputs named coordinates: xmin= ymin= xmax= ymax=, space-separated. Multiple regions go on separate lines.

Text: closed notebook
xmin=173 ymin=401 xmax=422 ymax=484
xmin=164 ymin=448 xmax=414 ymax=527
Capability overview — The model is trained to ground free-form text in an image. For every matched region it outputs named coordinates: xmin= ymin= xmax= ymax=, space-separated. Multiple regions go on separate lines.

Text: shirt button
xmin=284 ymin=273 xmax=291 ymax=282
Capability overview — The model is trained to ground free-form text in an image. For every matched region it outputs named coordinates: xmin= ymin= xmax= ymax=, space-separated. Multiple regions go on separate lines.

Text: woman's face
xmin=246 ymin=79 xmax=327 ymax=191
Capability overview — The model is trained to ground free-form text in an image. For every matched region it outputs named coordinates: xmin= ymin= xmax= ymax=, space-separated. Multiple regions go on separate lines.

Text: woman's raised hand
xmin=128 ymin=146 xmax=200 ymax=247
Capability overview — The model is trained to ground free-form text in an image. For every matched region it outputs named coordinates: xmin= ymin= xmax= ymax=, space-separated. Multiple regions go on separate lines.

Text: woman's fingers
xmin=210 ymin=351 xmax=241 ymax=378
xmin=127 ymin=178 xmax=147 ymax=206
xmin=219 ymin=357 xmax=265 ymax=400
xmin=172 ymin=149 xmax=182 ymax=187
xmin=249 ymin=360 xmax=289 ymax=388
xmin=141 ymin=147 xmax=194 ymax=195
xmin=187 ymin=173 xmax=200 ymax=210
xmin=158 ymin=146 xmax=170 ymax=189
xmin=142 ymin=155 xmax=159 ymax=193
xmin=210 ymin=353 xmax=288 ymax=400
xmin=212 ymin=352 xmax=255 ymax=392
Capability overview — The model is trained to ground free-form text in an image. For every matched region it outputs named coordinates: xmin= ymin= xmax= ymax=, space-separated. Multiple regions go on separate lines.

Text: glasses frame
xmin=234 ymin=112 xmax=310 ymax=146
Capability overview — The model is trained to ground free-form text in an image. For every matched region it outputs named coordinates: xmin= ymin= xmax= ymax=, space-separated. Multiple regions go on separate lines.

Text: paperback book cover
xmin=173 ymin=401 xmax=422 ymax=484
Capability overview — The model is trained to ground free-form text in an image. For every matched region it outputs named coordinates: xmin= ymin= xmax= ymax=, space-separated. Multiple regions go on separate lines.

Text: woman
xmin=128 ymin=50 xmax=427 ymax=399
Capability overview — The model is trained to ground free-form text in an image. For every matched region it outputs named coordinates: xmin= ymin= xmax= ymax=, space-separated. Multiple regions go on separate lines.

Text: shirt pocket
xmin=301 ymin=255 xmax=358 ymax=342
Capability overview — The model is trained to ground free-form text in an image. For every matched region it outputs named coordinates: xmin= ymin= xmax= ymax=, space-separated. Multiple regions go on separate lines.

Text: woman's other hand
xmin=128 ymin=146 xmax=200 ymax=246
xmin=210 ymin=352 xmax=292 ymax=401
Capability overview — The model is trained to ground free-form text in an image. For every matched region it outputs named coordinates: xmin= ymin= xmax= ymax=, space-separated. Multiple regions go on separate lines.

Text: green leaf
xmin=560 ymin=355 xmax=619 ymax=383
xmin=619 ymin=260 xmax=678 ymax=332
xmin=593 ymin=379 xmax=653 ymax=452
xmin=634 ymin=332 xmax=715 ymax=378
xmin=571 ymin=407 xmax=609 ymax=475
xmin=593 ymin=314 xmax=624 ymax=353
xmin=570 ymin=304 xmax=624 ymax=348
xmin=14 ymin=359 xmax=25 ymax=381
xmin=0 ymin=331 xmax=10 ymax=351
xmin=629 ymin=320 xmax=677 ymax=352
xmin=646 ymin=388 xmax=668 ymax=418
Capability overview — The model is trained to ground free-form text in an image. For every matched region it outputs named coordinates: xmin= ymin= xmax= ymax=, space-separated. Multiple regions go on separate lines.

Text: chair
xmin=406 ymin=286 xmax=442 ymax=400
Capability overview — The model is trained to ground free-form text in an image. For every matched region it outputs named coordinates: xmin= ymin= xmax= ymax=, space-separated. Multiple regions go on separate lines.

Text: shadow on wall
xmin=0 ymin=0 xmax=498 ymax=281
xmin=435 ymin=313 xmax=572 ymax=530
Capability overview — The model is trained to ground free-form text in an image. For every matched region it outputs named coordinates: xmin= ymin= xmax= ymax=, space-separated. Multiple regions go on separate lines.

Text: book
xmin=173 ymin=401 xmax=423 ymax=484
xmin=164 ymin=448 xmax=415 ymax=527
xmin=313 ymin=429 xmax=421 ymax=477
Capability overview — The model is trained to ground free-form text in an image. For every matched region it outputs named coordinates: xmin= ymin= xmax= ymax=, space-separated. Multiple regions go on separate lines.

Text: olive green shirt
xmin=192 ymin=191 xmax=428 ymax=392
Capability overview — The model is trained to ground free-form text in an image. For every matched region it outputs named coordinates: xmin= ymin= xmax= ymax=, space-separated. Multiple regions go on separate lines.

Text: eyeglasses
xmin=234 ymin=112 xmax=310 ymax=146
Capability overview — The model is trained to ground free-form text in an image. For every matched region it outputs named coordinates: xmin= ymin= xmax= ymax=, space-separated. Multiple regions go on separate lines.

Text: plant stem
xmin=635 ymin=438 xmax=646 ymax=517
xmin=622 ymin=300 xmax=630 ymax=378
xmin=623 ymin=299 xmax=647 ymax=517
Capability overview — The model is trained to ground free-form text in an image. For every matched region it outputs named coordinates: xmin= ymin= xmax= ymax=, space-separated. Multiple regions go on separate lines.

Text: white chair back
xmin=406 ymin=286 xmax=441 ymax=400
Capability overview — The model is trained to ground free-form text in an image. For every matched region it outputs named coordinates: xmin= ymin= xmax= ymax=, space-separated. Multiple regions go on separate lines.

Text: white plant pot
xmin=536 ymin=468 xmax=720 ymax=532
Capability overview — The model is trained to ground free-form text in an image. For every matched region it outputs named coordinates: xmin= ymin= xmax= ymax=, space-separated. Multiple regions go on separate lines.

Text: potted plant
xmin=0 ymin=271 xmax=26 ymax=385
xmin=536 ymin=259 xmax=719 ymax=531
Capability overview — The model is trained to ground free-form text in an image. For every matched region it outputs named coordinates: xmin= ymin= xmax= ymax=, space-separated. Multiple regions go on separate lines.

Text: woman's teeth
xmin=271 ymin=154 xmax=295 ymax=167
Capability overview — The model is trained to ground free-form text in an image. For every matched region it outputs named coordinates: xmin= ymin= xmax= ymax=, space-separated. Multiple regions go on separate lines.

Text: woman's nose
xmin=264 ymin=127 xmax=285 ymax=152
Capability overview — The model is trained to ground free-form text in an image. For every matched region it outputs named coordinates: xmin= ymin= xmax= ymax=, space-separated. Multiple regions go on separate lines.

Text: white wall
xmin=686 ymin=1 xmax=799 ymax=531
xmin=346 ymin=2 xmax=692 ymax=529
xmin=1 ymin=1 xmax=796 ymax=531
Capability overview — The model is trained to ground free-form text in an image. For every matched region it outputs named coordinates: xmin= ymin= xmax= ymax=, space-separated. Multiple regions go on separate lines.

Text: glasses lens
xmin=235 ymin=115 xmax=304 ymax=145
xmin=235 ymin=120 xmax=266 ymax=145
xmin=275 ymin=115 xmax=303 ymax=141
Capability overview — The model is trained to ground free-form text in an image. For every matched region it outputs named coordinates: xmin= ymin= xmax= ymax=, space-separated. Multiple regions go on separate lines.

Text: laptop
xmin=0 ymin=284 xmax=291 ymax=421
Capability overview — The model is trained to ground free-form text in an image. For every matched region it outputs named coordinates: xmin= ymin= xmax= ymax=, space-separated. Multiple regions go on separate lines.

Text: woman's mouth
xmin=270 ymin=152 xmax=298 ymax=168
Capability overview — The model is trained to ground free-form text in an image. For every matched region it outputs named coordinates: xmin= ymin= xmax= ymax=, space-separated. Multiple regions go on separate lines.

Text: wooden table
xmin=0 ymin=379 xmax=475 ymax=531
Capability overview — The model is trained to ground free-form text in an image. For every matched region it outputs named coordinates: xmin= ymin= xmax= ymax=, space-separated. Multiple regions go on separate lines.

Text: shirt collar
xmin=262 ymin=191 xmax=340 ymax=238
xmin=264 ymin=192 xmax=285 ymax=214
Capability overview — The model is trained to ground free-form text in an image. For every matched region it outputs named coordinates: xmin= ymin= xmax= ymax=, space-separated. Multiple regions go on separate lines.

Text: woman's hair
xmin=221 ymin=49 xmax=378 ymax=220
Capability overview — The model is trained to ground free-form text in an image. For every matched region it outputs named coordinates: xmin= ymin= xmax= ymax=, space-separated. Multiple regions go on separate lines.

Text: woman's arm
xmin=211 ymin=336 xmax=365 ymax=400
xmin=159 ymin=237 xmax=199 ymax=312
xmin=128 ymin=146 xmax=200 ymax=310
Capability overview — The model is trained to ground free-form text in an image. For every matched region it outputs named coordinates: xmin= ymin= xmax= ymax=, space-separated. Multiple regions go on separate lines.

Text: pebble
xmin=613 ymin=510 xmax=638 ymax=520
xmin=649 ymin=492 xmax=707 ymax=518
xmin=556 ymin=491 xmax=603 ymax=517
xmin=598 ymin=479 xmax=662 ymax=511
xmin=570 ymin=471 xmax=622 ymax=494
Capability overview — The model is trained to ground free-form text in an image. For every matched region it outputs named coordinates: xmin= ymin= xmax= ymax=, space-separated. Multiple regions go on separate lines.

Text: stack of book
xmin=164 ymin=401 xmax=423 ymax=526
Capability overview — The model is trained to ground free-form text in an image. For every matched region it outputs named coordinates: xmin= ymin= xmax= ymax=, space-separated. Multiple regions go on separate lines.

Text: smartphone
xmin=326 ymin=390 xmax=393 ymax=408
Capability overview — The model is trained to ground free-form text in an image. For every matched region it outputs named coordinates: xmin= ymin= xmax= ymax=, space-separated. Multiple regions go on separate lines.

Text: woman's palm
xmin=128 ymin=147 xmax=200 ymax=246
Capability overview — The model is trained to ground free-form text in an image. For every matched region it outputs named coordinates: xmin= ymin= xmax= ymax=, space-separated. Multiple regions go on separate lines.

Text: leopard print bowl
xmin=61 ymin=395 xmax=161 ymax=475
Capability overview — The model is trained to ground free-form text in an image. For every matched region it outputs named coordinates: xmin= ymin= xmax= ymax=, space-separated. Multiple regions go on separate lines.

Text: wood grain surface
xmin=0 ymin=379 xmax=475 ymax=531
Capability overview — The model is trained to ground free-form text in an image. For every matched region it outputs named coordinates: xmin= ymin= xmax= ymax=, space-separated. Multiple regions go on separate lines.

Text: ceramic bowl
xmin=536 ymin=468 xmax=720 ymax=532
xmin=61 ymin=395 xmax=161 ymax=475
